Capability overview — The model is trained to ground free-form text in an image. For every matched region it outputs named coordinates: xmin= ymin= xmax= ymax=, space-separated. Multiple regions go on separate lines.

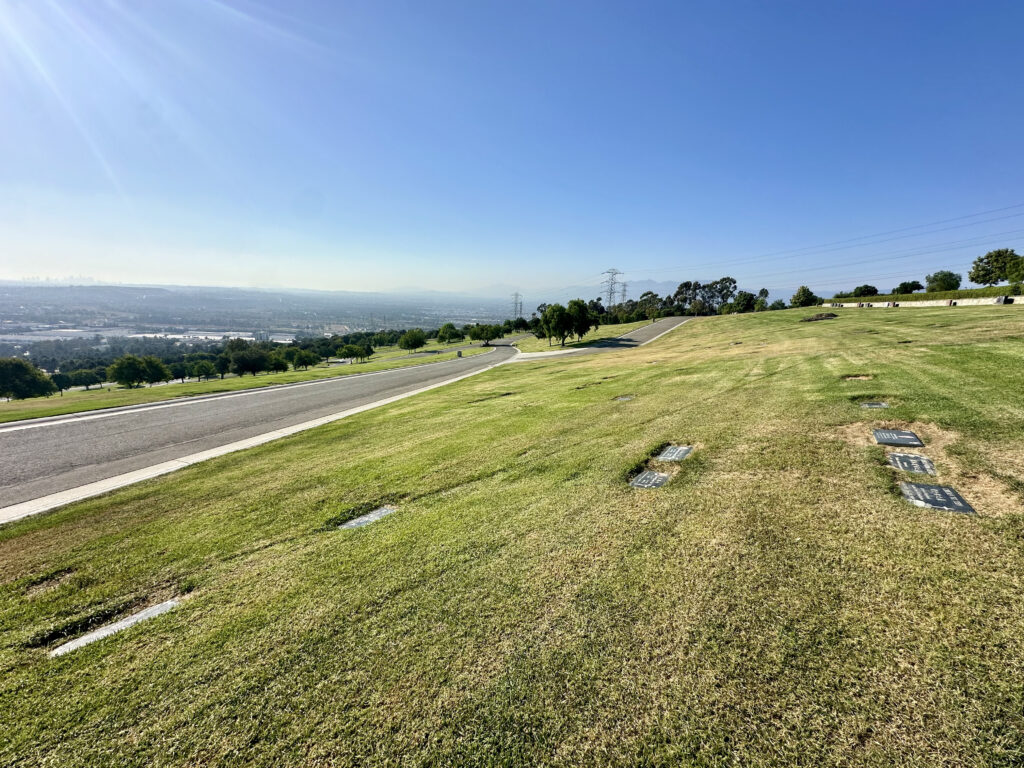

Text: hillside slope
xmin=2 ymin=307 xmax=1024 ymax=766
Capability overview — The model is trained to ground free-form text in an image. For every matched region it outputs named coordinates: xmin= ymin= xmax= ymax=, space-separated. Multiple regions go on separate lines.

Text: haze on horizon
xmin=2 ymin=1 xmax=1023 ymax=298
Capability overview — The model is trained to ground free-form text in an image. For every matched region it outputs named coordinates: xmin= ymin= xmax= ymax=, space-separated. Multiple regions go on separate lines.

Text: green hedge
xmin=835 ymin=284 xmax=1023 ymax=303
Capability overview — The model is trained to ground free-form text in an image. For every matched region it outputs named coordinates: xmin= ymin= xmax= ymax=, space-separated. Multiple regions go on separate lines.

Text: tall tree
xmin=925 ymin=271 xmax=962 ymax=292
xmin=50 ymin=372 xmax=72 ymax=396
xmin=142 ymin=356 xmax=172 ymax=386
xmin=893 ymin=280 xmax=923 ymax=295
xmin=790 ymin=286 xmax=821 ymax=308
xmin=0 ymin=358 xmax=56 ymax=399
xmin=398 ymin=329 xmax=427 ymax=352
xmin=566 ymin=299 xmax=596 ymax=340
xmin=541 ymin=303 xmax=573 ymax=346
xmin=107 ymin=354 xmax=148 ymax=388
xmin=968 ymin=248 xmax=1022 ymax=286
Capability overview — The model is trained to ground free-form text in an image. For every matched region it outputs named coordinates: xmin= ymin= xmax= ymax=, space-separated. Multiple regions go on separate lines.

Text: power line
xmin=626 ymin=203 xmax=1024 ymax=277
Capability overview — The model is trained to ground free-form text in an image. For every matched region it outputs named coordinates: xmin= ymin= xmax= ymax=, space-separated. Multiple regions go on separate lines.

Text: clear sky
xmin=2 ymin=0 xmax=1023 ymax=298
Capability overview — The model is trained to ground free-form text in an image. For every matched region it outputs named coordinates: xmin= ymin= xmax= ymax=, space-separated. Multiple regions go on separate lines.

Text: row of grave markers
xmin=873 ymin=429 xmax=975 ymax=514
xmin=626 ymin=427 xmax=975 ymax=516
xmin=629 ymin=444 xmax=693 ymax=488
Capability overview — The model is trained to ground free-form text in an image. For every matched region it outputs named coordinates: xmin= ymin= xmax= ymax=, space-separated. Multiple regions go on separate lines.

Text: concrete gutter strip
xmin=0 ymin=353 xmax=512 ymax=526
xmin=49 ymin=599 xmax=180 ymax=657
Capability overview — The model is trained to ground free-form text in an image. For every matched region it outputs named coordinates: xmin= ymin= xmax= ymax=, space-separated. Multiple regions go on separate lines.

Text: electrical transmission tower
xmin=602 ymin=269 xmax=622 ymax=309
xmin=511 ymin=291 xmax=523 ymax=319
xmin=619 ymin=282 xmax=627 ymax=305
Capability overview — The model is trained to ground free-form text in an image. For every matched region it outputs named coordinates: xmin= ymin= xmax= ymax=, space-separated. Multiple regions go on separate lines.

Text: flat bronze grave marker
xmin=614 ymin=395 xmax=634 ymax=402
xmin=899 ymin=482 xmax=975 ymax=514
xmin=340 ymin=506 xmax=396 ymax=529
xmin=656 ymin=445 xmax=693 ymax=462
xmin=630 ymin=470 xmax=669 ymax=489
xmin=861 ymin=402 xmax=889 ymax=409
xmin=873 ymin=429 xmax=923 ymax=447
xmin=888 ymin=453 xmax=936 ymax=475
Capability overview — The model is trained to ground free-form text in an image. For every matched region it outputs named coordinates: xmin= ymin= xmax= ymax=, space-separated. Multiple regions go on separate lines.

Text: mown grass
xmin=2 ymin=307 xmax=1024 ymax=766
xmin=515 ymin=319 xmax=653 ymax=353
xmin=0 ymin=344 xmax=489 ymax=424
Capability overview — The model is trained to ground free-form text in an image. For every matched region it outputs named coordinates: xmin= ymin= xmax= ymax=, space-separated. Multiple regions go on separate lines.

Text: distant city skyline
xmin=2 ymin=1 xmax=1023 ymax=296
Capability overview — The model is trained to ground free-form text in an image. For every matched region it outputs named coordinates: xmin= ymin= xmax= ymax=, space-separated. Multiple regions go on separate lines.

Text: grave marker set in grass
xmin=873 ymin=428 xmax=924 ymax=447
xmin=887 ymin=453 xmax=936 ymax=475
xmin=656 ymin=444 xmax=693 ymax=462
xmin=629 ymin=470 xmax=670 ymax=489
xmin=899 ymin=482 xmax=976 ymax=515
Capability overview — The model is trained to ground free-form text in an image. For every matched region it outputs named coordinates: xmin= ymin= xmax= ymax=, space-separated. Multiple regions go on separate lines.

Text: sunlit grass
xmin=2 ymin=307 xmax=1024 ymax=766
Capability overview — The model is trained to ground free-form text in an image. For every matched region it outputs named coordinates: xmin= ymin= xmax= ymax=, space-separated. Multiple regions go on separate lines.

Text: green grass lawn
xmin=0 ymin=344 xmax=489 ymax=424
xmin=3 ymin=307 xmax=1024 ymax=766
xmin=515 ymin=318 xmax=653 ymax=353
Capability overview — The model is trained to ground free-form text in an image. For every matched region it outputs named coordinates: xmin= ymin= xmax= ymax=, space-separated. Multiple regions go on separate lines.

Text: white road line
xmin=0 ymin=352 xmax=514 ymax=525
xmin=0 ymin=349 xmax=498 ymax=434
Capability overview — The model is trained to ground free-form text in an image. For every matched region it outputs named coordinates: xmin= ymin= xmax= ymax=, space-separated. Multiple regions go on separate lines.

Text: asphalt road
xmin=0 ymin=345 xmax=518 ymax=507
xmin=0 ymin=318 xmax=688 ymax=511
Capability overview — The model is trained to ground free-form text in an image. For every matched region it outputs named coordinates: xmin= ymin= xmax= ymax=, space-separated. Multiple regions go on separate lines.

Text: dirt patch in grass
xmin=23 ymin=568 xmax=75 ymax=599
xmin=833 ymin=421 xmax=1022 ymax=517
xmin=802 ymin=312 xmax=837 ymax=322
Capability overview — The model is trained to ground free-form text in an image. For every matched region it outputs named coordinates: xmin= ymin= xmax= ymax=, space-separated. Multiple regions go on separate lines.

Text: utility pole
xmin=511 ymin=291 xmax=522 ymax=319
xmin=619 ymin=282 xmax=628 ymax=305
xmin=602 ymin=269 xmax=622 ymax=309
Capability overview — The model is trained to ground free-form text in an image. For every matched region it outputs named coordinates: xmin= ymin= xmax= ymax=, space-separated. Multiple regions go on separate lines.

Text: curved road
xmin=0 ymin=317 xmax=688 ymax=521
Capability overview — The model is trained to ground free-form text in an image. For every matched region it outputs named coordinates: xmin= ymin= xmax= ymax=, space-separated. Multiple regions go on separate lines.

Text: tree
xmin=893 ymin=280 xmax=923 ymax=295
xmin=754 ymin=288 xmax=770 ymax=312
xmin=398 ymin=328 xmax=427 ymax=352
xmin=968 ymin=248 xmax=1023 ymax=286
xmin=437 ymin=322 xmax=464 ymax=344
xmin=293 ymin=349 xmax=320 ymax=369
xmin=230 ymin=348 xmax=270 ymax=376
xmin=268 ymin=355 xmax=289 ymax=373
xmin=142 ymin=356 xmax=171 ymax=386
xmin=468 ymin=324 xmax=502 ymax=346
xmin=768 ymin=299 xmax=787 ymax=310
xmin=925 ymin=270 xmax=962 ymax=292
xmin=215 ymin=354 xmax=231 ymax=379
xmin=790 ymin=286 xmax=821 ymax=307
xmin=51 ymin=372 xmax=72 ymax=396
xmin=339 ymin=344 xmax=365 ymax=361
xmin=70 ymin=369 xmax=102 ymax=390
xmin=566 ymin=299 xmax=596 ymax=340
xmin=732 ymin=291 xmax=756 ymax=313
xmin=0 ymin=358 xmax=56 ymax=400
xmin=169 ymin=362 xmax=190 ymax=383
xmin=108 ymin=354 xmax=148 ymax=388
xmin=851 ymin=285 xmax=879 ymax=297
xmin=541 ymin=303 xmax=573 ymax=346
xmin=191 ymin=360 xmax=217 ymax=381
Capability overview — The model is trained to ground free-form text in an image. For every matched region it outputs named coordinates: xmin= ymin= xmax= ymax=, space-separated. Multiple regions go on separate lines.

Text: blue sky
xmin=2 ymin=0 xmax=1023 ymax=299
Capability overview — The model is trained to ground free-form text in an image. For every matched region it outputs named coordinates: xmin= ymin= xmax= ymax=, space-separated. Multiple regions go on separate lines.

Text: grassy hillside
xmin=0 ymin=343 xmax=490 ymax=424
xmin=2 ymin=307 xmax=1024 ymax=766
